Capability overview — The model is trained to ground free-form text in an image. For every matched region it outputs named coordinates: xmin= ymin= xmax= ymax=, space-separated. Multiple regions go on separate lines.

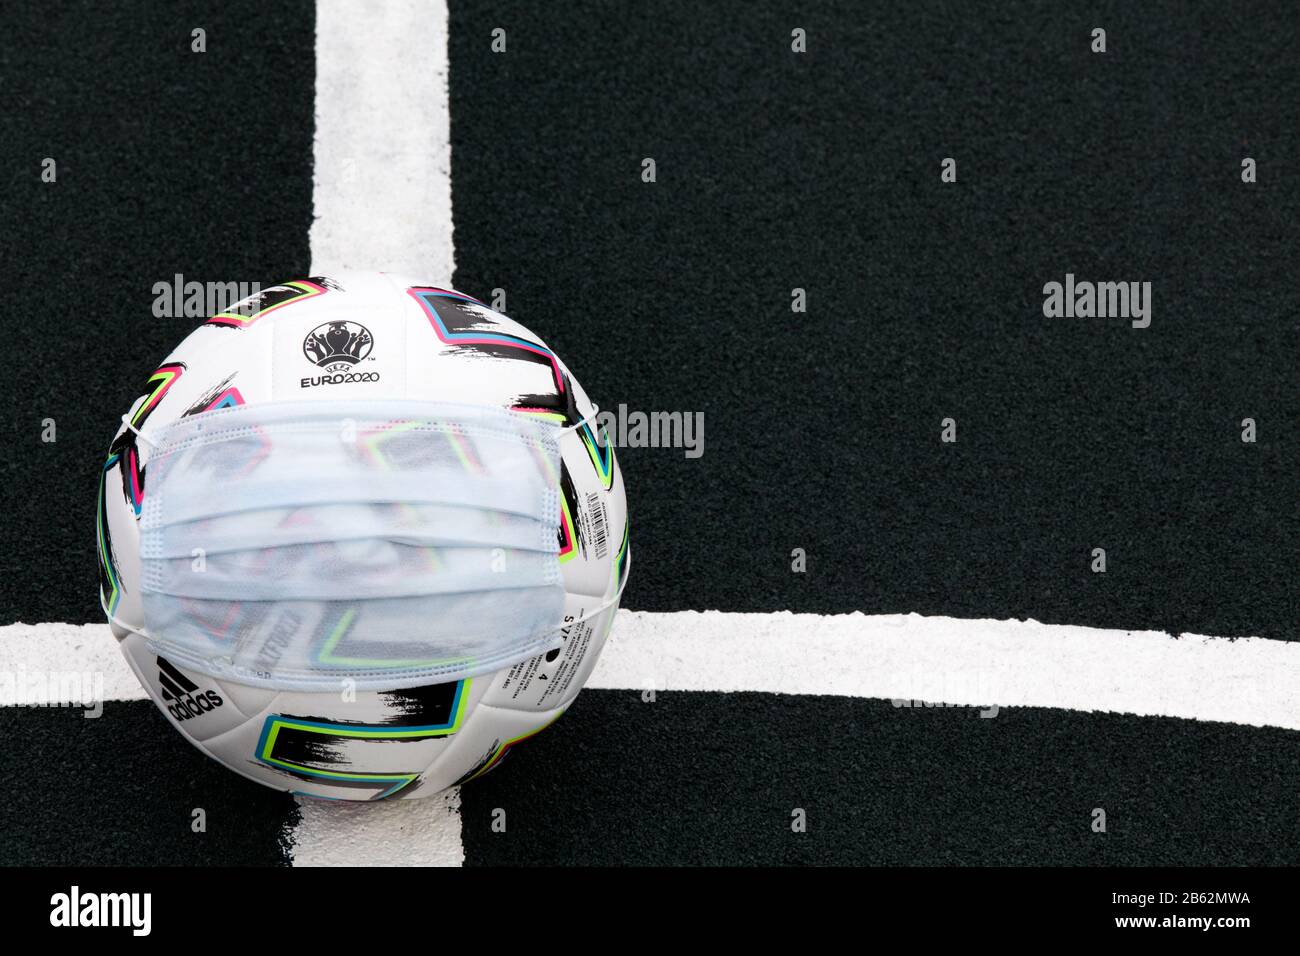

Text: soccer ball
xmin=97 ymin=272 xmax=628 ymax=800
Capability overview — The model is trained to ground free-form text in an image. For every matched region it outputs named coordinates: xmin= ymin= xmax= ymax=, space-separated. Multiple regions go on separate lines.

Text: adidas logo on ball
xmin=158 ymin=657 xmax=224 ymax=722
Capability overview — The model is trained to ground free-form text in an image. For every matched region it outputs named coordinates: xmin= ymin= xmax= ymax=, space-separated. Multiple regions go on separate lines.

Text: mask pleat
xmin=137 ymin=400 xmax=568 ymax=690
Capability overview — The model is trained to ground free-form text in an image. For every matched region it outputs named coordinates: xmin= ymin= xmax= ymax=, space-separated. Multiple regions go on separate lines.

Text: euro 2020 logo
xmin=303 ymin=321 xmax=374 ymax=371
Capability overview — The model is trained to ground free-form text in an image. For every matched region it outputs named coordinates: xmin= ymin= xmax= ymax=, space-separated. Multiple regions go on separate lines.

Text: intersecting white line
xmin=2 ymin=612 xmax=1297 ymax=865
xmin=5 ymin=614 xmax=1295 ymax=730
xmin=588 ymin=611 xmax=1300 ymax=731
xmin=298 ymin=0 xmax=463 ymax=865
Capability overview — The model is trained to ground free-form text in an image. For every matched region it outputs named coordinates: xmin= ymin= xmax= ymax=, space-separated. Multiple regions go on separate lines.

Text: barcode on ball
xmin=587 ymin=492 xmax=609 ymax=560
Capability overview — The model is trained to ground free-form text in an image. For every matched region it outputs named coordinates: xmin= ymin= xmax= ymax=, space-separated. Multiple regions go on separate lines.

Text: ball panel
xmin=417 ymin=698 xmax=569 ymax=793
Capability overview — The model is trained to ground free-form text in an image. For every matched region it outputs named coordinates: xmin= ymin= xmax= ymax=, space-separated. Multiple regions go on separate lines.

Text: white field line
xmin=301 ymin=0 xmax=461 ymax=865
xmin=3 ymin=613 xmax=1298 ymax=865
xmin=0 ymin=622 xmax=145 ymax=706
xmin=589 ymin=611 xmax=1300 ymax=731
xmin=291 ymin=788 xmax=465 ymax=866
xmin=2 ymin=613 xmax=1295 ymax=723
xmin=309 ymin=0 xmax=455 ymax=278
xmin=299 ymin=0 xmax=462 ymax=868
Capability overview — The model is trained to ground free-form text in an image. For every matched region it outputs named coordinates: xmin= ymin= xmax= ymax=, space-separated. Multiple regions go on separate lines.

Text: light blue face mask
xmin=123 ymin=399 xmax=613 ymax=691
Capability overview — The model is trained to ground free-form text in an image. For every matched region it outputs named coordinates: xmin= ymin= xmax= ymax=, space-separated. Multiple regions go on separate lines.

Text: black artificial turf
xmin=0 ymin=0 xmax=1294 ymax=866
xmin=0 ymin=0 xmax=315 ymax=624
xmin=448 ymin=0 xmax=1299 ymax=640
xmin=0 ymin=700 xmax=297 ymax=865
xmin=459 ymin=689 xmax=1300 ymax=865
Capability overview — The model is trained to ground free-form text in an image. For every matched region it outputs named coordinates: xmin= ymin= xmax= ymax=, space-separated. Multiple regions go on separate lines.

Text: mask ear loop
xmin=544 ymin=402 xmax=628 ymax=626
xmin=559 ymin=403 xmax=601 ymax=435
xmin=107 ymin=412 xmax=165 ymax=643
xmin=120 ymin=413 xmax=161 ymax=451
xmin=107 ymin=611 xmax=150 ymax=642
xmin=541 ymin=546 xmax=631 ymax=639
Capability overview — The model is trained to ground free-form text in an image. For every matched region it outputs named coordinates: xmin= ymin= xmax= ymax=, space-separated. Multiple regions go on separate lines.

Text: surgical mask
xmin=121 ymin=399 xmax=621 ymax=691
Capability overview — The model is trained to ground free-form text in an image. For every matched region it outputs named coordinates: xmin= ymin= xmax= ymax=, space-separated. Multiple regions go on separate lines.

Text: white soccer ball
xmin=97 ymin=272 xmax=628 ymax=800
